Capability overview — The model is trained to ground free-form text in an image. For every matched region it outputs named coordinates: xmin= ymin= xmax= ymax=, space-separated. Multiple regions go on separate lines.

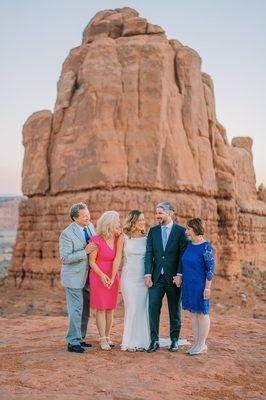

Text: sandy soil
xmin=0 ymin=275 xmax=265 ymax=400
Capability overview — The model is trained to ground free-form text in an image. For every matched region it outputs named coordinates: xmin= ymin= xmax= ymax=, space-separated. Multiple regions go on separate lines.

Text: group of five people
xmin=59 ymin=201 xmax=215 ymax=356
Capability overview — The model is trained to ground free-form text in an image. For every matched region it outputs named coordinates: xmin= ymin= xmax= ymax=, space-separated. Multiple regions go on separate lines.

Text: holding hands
xmin=145 ymin=276 xmax=153 ymax=288
xmin=173 ymin=275 xmax=182 ymax=287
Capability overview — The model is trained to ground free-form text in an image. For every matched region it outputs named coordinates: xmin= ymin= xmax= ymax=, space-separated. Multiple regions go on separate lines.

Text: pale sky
xmin=1 ymin=0 xmax=265 ymax=195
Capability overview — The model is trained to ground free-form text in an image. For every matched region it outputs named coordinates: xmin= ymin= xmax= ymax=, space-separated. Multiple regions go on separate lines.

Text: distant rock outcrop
xmin=0 ymin=196 xmax=21 ymax=231
xmin=10 ymin=7 xmax=266 ymax=282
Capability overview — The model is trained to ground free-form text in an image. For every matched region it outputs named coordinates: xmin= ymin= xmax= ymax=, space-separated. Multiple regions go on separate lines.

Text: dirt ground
xmin=0 ymin=274 xmax=265 ymax=400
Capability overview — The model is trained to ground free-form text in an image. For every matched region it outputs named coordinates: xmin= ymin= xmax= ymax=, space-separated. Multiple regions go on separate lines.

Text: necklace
xmin=191 ymin=236 xmax=206 ymax=245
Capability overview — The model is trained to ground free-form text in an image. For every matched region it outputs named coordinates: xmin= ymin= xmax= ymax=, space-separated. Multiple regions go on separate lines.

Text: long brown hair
xmin=123 ymin=210 xmax=145 ymax=237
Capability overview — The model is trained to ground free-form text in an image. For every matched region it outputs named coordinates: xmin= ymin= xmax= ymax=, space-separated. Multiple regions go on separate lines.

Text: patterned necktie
xmin=162 ymin=226 xmax=168 ymax=250
xmin=83 ymin=227 xmax=91 ymax=244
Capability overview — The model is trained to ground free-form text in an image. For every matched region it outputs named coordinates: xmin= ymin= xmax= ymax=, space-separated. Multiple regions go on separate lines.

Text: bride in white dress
xmin=111 ymin=210 xmax=150 ymax=351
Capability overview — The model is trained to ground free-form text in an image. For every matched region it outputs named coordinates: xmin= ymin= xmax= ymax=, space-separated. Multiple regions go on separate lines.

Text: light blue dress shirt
xmin=145 ymin=220 xmax=174 ymax=278
xmin=160 ymin=221 xmax=173 ymax=274
xmin=75 ymin=223 xmax=92 ymax=245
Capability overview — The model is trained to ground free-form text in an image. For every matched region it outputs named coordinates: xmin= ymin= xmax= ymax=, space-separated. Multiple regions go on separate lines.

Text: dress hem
xmin=121 ymin=346 xmax=149 ymax=351
xmin=182 ymin=306 xmax=209 ymax=315
xmin=90 ymin=306 xmax=117 ymax=311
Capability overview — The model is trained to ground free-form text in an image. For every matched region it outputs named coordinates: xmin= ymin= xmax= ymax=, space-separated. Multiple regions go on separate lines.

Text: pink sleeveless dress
xmin=89 ymin=235 xmax=120 ymax=310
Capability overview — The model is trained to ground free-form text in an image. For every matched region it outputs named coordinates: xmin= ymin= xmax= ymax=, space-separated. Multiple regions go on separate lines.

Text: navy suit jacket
xmin=144 ymin=222 xmax=187 ymax=284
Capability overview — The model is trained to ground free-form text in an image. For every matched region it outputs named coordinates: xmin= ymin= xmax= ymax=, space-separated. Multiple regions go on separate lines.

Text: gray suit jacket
xmin=59 ymin=222 xmax=96 ymax=289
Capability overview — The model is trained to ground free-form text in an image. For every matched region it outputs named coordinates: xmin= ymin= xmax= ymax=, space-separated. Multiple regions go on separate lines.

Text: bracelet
xmin=204 ymin=288 xmax=211 ymax=291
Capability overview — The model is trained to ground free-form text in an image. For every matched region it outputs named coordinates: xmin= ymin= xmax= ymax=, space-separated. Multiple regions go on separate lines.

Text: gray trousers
xmin=65 ymin=284 xmax=90 ymax=345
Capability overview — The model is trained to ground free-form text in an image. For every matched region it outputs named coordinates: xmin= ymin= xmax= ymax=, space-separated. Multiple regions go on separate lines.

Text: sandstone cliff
xmin=10 ymin=7 xmax=266 ymax=282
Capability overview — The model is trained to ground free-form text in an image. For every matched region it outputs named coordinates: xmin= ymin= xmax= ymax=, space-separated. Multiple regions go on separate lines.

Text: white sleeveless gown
xmin=121 ymin=235 xmax=150 ymax=350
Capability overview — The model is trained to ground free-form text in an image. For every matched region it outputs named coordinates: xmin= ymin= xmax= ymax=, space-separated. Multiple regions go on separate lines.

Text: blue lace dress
xmin=181 ymin=241 xmax=215 ymax=314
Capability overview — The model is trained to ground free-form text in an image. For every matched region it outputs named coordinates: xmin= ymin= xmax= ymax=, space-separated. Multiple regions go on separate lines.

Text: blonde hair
xmin=123 ymin=210 xmax=145 ymax=237
xmin=96 ymin=211 xmax=120 ymax=238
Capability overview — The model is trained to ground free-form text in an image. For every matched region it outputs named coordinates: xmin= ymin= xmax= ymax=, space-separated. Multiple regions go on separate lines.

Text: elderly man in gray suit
xmin=59 ymin=202 xmax=97 ymax=353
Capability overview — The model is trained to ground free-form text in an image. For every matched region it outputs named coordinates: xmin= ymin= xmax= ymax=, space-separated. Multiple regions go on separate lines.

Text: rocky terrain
xmin=2 ymin=8 xmax=265 ymax=400
xmin=0 ymin=271 xmax=265 ymax=400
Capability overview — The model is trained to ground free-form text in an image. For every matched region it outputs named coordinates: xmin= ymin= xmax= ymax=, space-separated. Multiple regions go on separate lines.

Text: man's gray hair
xmin=156 ymin=201 xmax=175 ymax=215
xmin=69 ymin=202 xmax=87 ymax=221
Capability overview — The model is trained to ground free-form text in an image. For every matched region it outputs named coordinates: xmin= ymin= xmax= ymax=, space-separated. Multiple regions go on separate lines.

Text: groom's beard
xmin=157 ymin=216 xmax=168 ymax=225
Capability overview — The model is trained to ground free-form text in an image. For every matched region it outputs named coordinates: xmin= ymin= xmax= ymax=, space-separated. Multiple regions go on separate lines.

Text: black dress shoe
xmin=147 ymin=341 xmax=159 ymax=353
xmin=169 ymin=340 xmax=179 ymax=352
xmin=67 ymin=344 xmax=85 ymax=353
xmin=80 ymin=341 xmax=92 ymax=348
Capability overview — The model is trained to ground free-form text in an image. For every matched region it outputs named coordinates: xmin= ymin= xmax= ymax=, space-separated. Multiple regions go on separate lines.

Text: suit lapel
xmin=154 ymin=225 xmax=164 ymax=252
xmin=72 ymin=223 xmax=85 ymax=246
xmin=165 ymin=222 xmax=177 ymax=252
xmin=88 ymin=222 xmax=96 ymax=236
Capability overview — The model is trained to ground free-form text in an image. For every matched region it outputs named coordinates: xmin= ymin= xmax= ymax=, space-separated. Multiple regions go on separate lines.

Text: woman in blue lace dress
xmin=181 ymin=218 xmax=215 ymax=355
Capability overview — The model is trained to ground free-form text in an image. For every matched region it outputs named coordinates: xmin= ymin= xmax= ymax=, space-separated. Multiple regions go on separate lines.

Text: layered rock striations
xmin=10 ymin=7 xmax=266 ymax=282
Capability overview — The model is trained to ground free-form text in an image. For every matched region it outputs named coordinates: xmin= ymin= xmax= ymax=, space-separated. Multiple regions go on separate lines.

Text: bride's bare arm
xmin=111 ymin=234 xmax=125 ymax=281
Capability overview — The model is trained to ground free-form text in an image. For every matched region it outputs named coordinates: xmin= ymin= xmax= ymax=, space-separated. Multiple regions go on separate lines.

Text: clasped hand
xmin=100 ymin=274 xmax=114 ymax=288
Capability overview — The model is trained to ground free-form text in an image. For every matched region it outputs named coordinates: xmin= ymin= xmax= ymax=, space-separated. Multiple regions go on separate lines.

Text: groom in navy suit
xmin=144 ymin=201 xmax=187 ymax=352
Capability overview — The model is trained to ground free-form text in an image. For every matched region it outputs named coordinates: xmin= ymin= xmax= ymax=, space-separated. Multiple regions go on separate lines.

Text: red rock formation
xmin=10 ymin=7 xmax=266 ymax=282
xmin=231 ymin=138 xmax=266 ymax=272
xmin=257 ymin=184 xmax=266 ymax=202
xmin=22 ymin=111 xmax=52 ymax=196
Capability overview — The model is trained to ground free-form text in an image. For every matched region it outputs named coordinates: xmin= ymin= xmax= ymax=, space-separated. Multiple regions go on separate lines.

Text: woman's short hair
xmin=123 ymin=210 xmax=144 ymax=236
xmin=96 ymin=211 xmax=120 ymax=237
xmin=187 ymin=218 xmax=204 ymax=236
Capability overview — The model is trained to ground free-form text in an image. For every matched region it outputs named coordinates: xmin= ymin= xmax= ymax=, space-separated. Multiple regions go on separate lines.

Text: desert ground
xmin=0 ymin=272 xmax=265 ymax=400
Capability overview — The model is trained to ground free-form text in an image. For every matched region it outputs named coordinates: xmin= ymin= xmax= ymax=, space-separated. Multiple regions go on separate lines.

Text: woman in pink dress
xmin=89 ymin=211 xmax=121 ymax=351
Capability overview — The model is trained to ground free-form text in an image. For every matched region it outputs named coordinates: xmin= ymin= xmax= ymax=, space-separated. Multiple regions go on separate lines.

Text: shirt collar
xmin=162 ymin=220 xmax=173 ymax=230
xmin=75 ymin=222 xmax=87 ymax=233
